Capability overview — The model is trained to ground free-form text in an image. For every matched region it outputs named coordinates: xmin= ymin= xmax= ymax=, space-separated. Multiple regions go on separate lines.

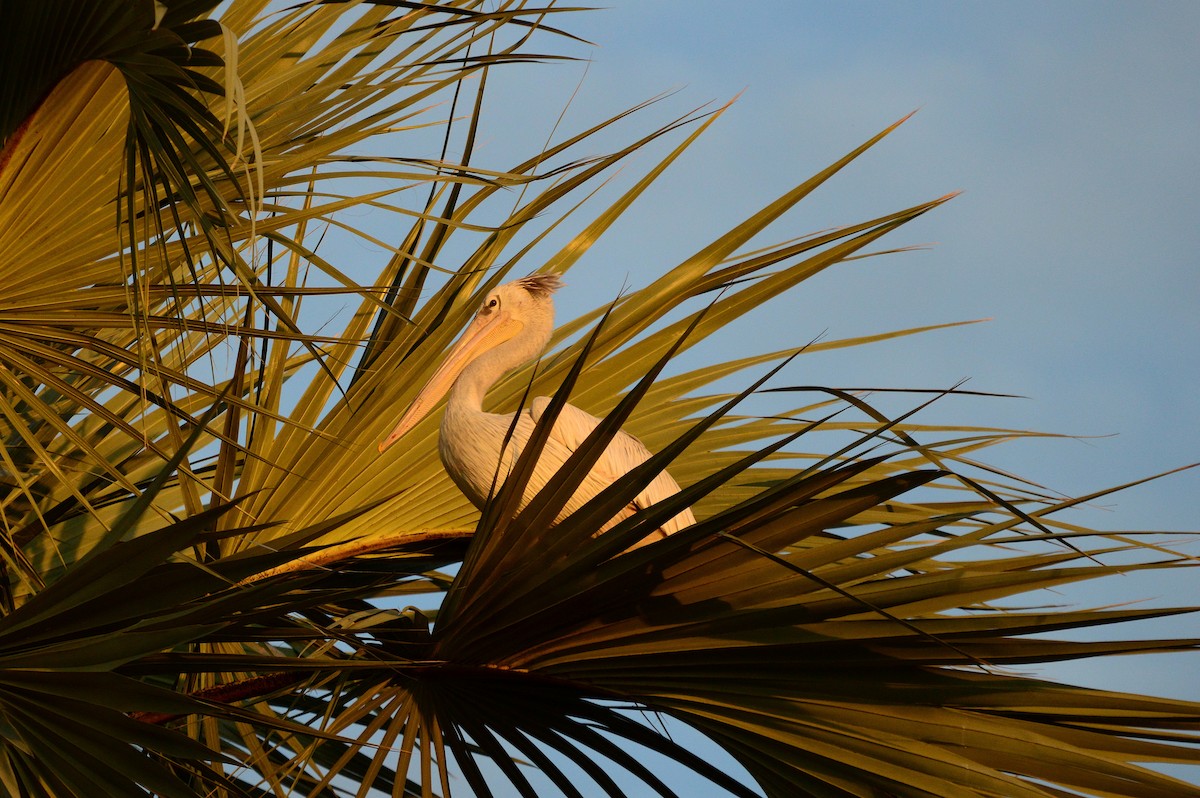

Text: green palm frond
xmin=267 ymin=355 xmax=1200 ymax=796
xmin=0 ymin=2 xmax=1195 ymax=797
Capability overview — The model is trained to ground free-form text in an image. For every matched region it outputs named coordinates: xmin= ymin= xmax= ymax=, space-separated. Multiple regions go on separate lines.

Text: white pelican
xmin=378 ymin=274 xmax=694 ymax=548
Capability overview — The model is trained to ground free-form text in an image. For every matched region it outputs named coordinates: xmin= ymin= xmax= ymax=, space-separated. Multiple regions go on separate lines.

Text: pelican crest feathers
xmin=513 ymin=273 xmax=564 ymax=297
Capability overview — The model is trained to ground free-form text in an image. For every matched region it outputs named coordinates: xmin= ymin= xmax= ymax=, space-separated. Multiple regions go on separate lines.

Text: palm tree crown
xmin=0 ymin=2 xmax=1195 ymax=796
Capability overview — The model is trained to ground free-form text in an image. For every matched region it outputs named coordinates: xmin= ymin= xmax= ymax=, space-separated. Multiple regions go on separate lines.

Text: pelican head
xmin=379 ymin=274 xmax=563 ymax=453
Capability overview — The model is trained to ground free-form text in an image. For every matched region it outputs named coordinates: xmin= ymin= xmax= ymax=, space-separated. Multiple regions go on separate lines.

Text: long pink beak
xmin=378 ymin=310 xmax=521 ymax=453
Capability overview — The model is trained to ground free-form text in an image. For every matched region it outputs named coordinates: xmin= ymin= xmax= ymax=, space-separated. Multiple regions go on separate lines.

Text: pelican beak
xmin=378 ymin=310 xmax=523 ymax=453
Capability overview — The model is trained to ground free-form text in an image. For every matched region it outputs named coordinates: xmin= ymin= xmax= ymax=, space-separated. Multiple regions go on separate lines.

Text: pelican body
xmin=379 ymin=275 xmax=694 ymax=547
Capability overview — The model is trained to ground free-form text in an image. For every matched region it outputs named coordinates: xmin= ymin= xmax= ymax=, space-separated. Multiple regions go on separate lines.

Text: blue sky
xmin=493 ymin=0 xmax=1200 ymax=530
xmin=456 ymin=2 xmax=1199 ymax=790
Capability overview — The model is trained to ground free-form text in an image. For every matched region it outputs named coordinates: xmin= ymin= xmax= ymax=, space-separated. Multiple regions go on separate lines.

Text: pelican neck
xmin=447 ymin=350 xmax=508 ymax=414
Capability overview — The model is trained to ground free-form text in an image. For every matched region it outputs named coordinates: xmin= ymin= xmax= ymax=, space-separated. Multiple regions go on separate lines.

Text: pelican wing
xmin=530 ymin=397 xmax=695 ymax=536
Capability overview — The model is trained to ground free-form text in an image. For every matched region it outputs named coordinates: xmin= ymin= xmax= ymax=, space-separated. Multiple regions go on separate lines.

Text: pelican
xmin=378 ymin=274 xmax=694 ymax=548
